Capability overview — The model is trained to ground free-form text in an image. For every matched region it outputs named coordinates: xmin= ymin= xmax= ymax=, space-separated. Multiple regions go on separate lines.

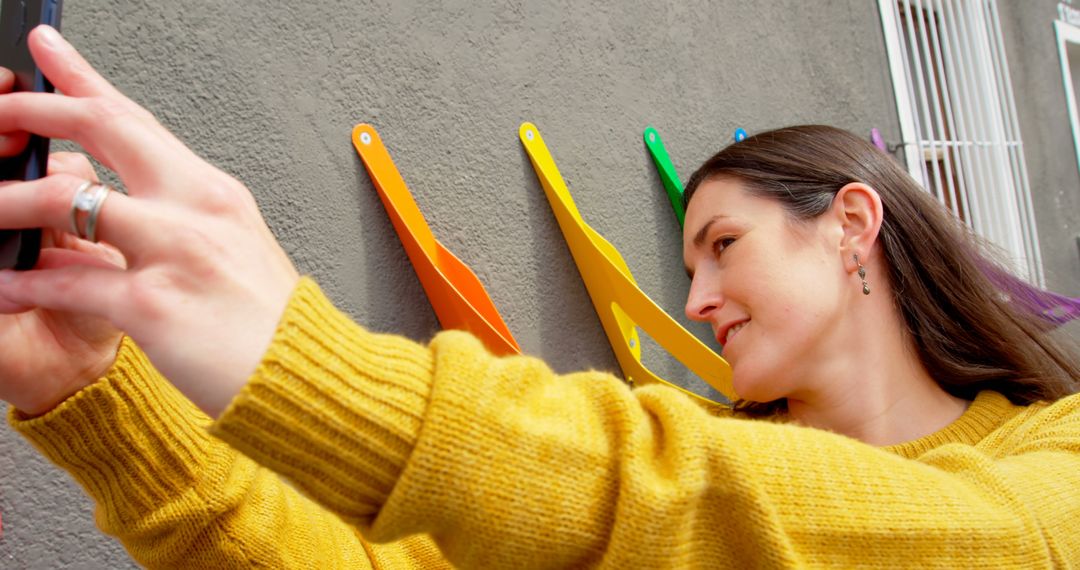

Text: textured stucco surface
xmin=0 ymin=0 xmax=1073 ymax=567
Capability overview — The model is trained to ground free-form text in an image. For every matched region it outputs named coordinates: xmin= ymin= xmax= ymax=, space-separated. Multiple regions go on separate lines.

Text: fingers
xmin=0 ymin=263 xmax=125 ymax=317
xmin=0 ymin=68 xmax=13 ymax=93
xmin=0 ymin=174 xmax=151 ymax=252
xmin=36 ymin=246 xmax=123 ymax=272
xmin=0 ymin=27 xmax=211 ymax=195
xmin=47 ymin=152 xmax=99 ymax=181
xmin=51 ymin=232 xmax=128 ymax=269
xmin=38 ymin=154 xmax=124 ymax=268
xmin=37 ymin=152 xmax=126 ymax=267
xmin=0 ymin=130 xmax=29 ymax=158
xmin=0 ymin=92 xmax=194 ymax=193
xmin=0 ymin=68 xmax=29 ymax=157
xmin=28 ymin=27 xmax=125 ymax=100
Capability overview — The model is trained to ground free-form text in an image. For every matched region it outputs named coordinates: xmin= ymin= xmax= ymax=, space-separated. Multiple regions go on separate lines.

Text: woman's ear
xmin=831 ymin=183 xmax=883 ymax=269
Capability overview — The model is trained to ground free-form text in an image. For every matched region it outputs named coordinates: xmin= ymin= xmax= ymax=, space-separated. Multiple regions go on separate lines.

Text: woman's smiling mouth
xmin=719 ymin=319 xmax=749 ymax=349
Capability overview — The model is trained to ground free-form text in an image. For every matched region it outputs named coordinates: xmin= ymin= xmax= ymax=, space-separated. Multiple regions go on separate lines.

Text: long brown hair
xmin=683 ymin=125 xmax=1080 ymax=416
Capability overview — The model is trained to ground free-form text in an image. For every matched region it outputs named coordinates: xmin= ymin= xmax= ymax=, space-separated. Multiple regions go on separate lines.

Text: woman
xmin=1 ymin=26 xmax=1079 ymax=568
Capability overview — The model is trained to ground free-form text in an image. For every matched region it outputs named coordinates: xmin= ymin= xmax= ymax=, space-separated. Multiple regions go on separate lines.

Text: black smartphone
xmin=0 ymin=0 xmax=63 ymax=270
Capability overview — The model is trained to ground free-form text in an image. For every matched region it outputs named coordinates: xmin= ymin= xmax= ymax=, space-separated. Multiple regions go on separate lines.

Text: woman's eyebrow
xmin=691 ymin=215 xmax=730 ymax=248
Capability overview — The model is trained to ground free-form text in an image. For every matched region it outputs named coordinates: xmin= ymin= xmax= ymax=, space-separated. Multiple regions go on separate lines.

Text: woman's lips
xmin=718 ymin=319 xmax=749 ymax=349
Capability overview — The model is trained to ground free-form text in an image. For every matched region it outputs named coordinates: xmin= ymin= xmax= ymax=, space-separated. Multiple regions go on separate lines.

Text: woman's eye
xmin=712 ymin=236 xmax=736 ymax=256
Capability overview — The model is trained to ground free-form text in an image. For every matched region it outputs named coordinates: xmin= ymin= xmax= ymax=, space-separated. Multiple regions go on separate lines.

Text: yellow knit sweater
xmin=10 ymin=277 xmax=1080 ymax=568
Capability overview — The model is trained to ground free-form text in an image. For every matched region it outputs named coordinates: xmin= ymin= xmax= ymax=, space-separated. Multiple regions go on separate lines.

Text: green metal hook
xmin=643 ymin=127 xmax=685 ymax=228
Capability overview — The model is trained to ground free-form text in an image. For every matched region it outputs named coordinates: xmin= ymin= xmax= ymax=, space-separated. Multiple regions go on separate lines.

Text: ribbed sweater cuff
xmin=211 ymin=277 xmax=434 ymax=524
xmin=8 ymin=336 xmax=216 ymax=522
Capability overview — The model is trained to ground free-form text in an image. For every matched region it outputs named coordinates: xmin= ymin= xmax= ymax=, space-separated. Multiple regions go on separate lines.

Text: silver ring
xmin=69 ymin=181 xmax=94 ymax=236
xmin=69 ymin=181 xmax=114 ymax=243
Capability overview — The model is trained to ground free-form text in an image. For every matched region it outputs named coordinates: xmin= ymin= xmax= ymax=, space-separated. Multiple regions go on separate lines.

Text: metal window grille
xmin=878 ymin=0 xmax=1044 ymax=286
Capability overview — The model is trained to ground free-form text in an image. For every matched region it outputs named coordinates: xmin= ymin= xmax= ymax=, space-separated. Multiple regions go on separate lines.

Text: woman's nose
xmin=685 ymin=276 xmax=722 ymax=322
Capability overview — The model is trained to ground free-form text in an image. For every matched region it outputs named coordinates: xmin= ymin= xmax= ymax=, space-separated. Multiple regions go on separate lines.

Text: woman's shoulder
xmin=976 ymin=389 xmax=1080 ymax=452
xmin=1025 ymin=389 xmax=1080 ymax=425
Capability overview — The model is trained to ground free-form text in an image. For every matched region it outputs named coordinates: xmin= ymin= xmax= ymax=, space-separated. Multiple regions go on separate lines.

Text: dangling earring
xmin=854 ymin=254 xmax=870 ymax=295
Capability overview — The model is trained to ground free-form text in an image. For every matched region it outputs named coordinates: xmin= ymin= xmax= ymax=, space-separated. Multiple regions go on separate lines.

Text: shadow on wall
xmin=518 ymin=154 xmax=620 ymax=375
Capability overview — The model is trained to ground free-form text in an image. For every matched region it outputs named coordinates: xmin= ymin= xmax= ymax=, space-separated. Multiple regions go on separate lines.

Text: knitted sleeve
xmin=9 ymin=336 xmax=451 ymax=569
xmin=214 ymin=277 xmax=1080 ymax=569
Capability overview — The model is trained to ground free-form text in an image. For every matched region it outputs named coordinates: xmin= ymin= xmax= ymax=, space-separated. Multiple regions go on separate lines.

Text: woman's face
xmin=683 ymin=178 xmax=846 ymax=403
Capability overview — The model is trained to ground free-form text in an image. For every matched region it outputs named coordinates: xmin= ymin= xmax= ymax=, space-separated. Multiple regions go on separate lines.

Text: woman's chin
xmin=731 ymin=370 xmax=785 ymax=404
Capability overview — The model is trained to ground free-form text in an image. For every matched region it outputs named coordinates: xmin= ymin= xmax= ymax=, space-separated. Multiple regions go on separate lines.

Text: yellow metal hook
xmin=519 ymin=123 xmax=733 ymax=402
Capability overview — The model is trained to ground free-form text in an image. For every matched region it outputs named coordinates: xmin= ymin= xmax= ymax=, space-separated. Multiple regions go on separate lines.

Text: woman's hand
xmin=0 ymin=148 xmax=125 ymax=416
xmin=0 ymin=67 xmax=124 ymax=417
xmin=0 ymin=26 xmax=300 ymax=417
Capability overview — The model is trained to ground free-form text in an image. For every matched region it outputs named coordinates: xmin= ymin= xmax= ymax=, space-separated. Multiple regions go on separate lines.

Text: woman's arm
xmin=2 ymin=27 xmax=1075 ymax=569
xmin=214 ymin=277 xmax=1080 ymax=569
xmin=10 ymin=337 xmax=450 ymax=569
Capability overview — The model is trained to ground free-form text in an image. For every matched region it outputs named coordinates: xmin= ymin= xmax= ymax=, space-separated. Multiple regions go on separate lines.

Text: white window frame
xmin=1055 ymin=19 xmax=1080 ymax=180
xmin=878 ymin=0 xmax=1045 ymax=286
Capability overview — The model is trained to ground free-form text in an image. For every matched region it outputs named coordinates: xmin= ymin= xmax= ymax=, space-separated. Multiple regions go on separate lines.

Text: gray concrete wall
xmin=0 ymin=0 xmax=1072 ymax=567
